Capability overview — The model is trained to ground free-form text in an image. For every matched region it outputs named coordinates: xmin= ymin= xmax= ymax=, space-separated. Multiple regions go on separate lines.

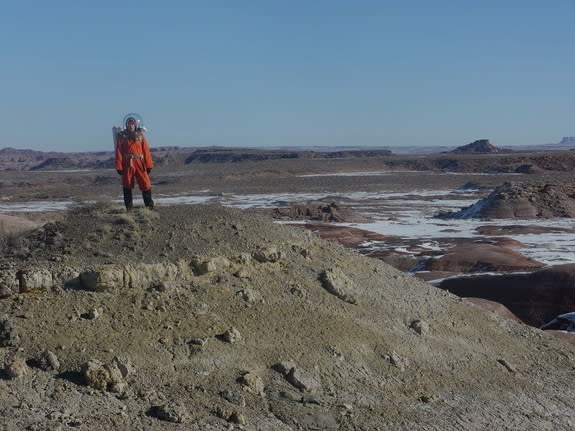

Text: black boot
xmin=142 ymin=189 xmax=154 ymax=209
xmin=123 ymin=188 xmax=133 ymax=211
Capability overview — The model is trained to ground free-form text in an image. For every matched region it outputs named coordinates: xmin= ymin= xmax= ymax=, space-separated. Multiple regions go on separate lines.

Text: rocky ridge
xmin=0 ymin=203 xmax=573 ymax=430
xmin=438 ymin=180 xmax=575 ymax=219
xmin=5 ymin=146 xmax=575 ymax=175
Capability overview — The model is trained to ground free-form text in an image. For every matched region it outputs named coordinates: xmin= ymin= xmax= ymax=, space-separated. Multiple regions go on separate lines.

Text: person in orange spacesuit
xmin=115 ymin=115 xmax=154 ymax=210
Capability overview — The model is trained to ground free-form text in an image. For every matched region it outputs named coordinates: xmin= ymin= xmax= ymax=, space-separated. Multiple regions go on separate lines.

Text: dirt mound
xmin=295 ymin=223 xmax=385 ymax=244
xmin=424 ymin=243 xmax=543 ymax=273
xmin=437 ymin=263 xmax=575 ymax=327
xmin=438 ymin=181 xmax=575 ymax=219
xmin=270 ymin=201 xmax=372 ymax=223
xmin=0 ymin=203 xmax=573 ymax=430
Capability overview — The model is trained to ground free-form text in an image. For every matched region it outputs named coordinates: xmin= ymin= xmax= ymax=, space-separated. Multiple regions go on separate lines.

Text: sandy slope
xmin=0 ymin=203 xmax=573 ymax=430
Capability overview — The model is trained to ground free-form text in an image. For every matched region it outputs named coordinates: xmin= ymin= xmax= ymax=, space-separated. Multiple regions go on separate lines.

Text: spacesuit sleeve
xmin=115 ymin=136 xmax=124 ymax=171
xmin=142 ymin=136 xmax=154 ymax=169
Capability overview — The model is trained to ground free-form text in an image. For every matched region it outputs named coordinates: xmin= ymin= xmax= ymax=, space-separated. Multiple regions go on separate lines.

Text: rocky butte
xmin=0 ymin=203 xmax=573 ymax=430
xmin=449 ymin=139 xmax=507 ymax=154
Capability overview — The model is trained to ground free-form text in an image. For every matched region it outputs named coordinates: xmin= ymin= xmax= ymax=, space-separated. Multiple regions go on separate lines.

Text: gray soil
xmin=0 ymin=202 xmax=573 ymax=430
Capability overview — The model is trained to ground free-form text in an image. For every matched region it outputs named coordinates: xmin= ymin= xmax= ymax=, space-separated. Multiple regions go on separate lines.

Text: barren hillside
xmin=0 ymin=203 xmax=573 ymax=430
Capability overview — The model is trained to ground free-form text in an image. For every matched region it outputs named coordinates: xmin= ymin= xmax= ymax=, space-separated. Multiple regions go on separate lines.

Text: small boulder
xmin=0 ymin=317 xmax=20 ymax=347
xmin=386 ymin=352 xmax=409 ymax=371
xmin=239 ymin=372 xmax=265 ymax=396
xmin=17 ymin=268 xmax=53 ymax=292
xmin=220 ymin=389 xmax=246 ymax=407
xmin=320 ymin=268 xmax=358 ymax=304
xmin=85 ymin=308 xmax=102 ymax=320
xmin=221 ymin=327 xmax=242 ymax=343
xmin=273 ymin=360 xmax=296 ymax=376
xmin=80 ymin=266 xmax=124 ymax=291
xmin=236 ymin=288 xmax=258 ymax=304
xmin=81 ymin=359 xmax=110 ymax=391
xmin=410 ymin=320 xmax=430 ymax=335
xmin=191 ymin=256 xmax=231 ymax=275
xmin=252 ymin=247 xmax=282 ymax=263
xmin=35 ymin=350 xmax=60 ymax=371
xmin=151 ymin=402 xmax=189 ymax=423
xmin=5 ymin=357 xmax=28 ymax=379
xmin=287 ymin=367 xmax=320 ymax=392
xmin=80 ymin=357 xmax=132 ymax=392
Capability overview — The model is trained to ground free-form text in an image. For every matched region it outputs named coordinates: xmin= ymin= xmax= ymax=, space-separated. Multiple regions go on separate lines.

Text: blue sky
xmin=2 ymin=1 xmax=574 ymax=152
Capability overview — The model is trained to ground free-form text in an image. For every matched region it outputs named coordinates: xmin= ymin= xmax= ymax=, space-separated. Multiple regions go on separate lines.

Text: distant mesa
xmin=558 ymin=137 xmax=575 ymax=146
xmin=450 ymin=139 xmax=505 ymax=154
xmin=31 ymin=157 xmax=77 ymax=170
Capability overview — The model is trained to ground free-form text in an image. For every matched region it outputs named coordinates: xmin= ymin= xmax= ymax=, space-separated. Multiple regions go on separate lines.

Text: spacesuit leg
xmin=142 ymin=189 xmax=154 ymax=209
xmin=123 ymin=188 xmax=133 ymax=211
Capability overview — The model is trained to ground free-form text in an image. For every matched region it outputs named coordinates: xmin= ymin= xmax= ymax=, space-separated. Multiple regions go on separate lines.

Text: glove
xmin=117 ymin=170 xmax=123 ymax=175
xmin=146 ymin=168 xmax=152 ymax=174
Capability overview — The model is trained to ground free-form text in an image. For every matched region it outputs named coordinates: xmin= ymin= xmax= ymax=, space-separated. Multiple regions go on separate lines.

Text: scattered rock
xmin=191 ymin=256 xmax=231 ymax=275
xmin=418 ymin=394 xmax=437 ymax=403
xmin=252 ymin=247 xmax=282 ymax=263
xmin=151 ymin=402 xmax=189 ymax=423
xmin=301 ymin=412 xmax=338 ymax=429
xmin=235 ymin=253 xmax=252 ymax=265
xmin=236 ymin=288 xmax=258 ymax=304
xmin=279 ymin=390 xmax=303 ymax=402
xmin=109 ymin=356 xmax=134 ymax=381
xmin=327 ymin=345 xmax=345 ymax=360
xmin=273 ymin=360 xmax=296 ymax=376
xmin=233 ymin=267 xmax=251 ymax=279
xmin=216 ymin=407 xmax=246 ymax=425
xmin=320 ymin=268 xmax=358 ymax=304
xmin=228 ymin=410 xmax=246 ymax=425
xmin=0 ymin=317 xmax=20 ymax=347
xmin=80 ymin=266 xmax=124 ymax=291
xmin=221 ymin=327 xmax=242 ymax=343
xmin=386 ymin=352 xmax=409 ymax=371
xmin=497 ymin=358 xmax=517 ymax=373
xmin=35 ymin=350 xmax=60 ymax=371
xmin=80 ymin=357 xmax=132 ymax=392
xmin=17 ymin=268 xmax=53 ymax=292
xmin=286 ymin=367 xmax=320 ymax=392
xmin=0 ymin=270 xmax=20 ymax=299
xmin=410 ymin=320 xmax=429 ymax=335
xmin=5 ymin=357 xmax=28 ymax=379
xmin=239 ymin=372 xmax=265 ymax=396
xmin=0 ymin=286 xmax=11 ymax=299
xmin=81 ymin=359 xmax=111 ymax=391
xmin=220 ymin=389 xmax=246 ymax=407
xmin=84 ymin=308 xmax=102 ymax=320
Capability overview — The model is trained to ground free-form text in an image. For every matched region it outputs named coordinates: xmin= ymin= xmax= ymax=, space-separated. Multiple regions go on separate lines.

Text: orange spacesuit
xmin=115 ymin=116 xmax=154 ymax=210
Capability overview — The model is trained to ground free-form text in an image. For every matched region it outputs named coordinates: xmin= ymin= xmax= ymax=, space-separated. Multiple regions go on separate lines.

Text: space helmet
xmin=123 ymin=113 xmax=145 ymax=130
